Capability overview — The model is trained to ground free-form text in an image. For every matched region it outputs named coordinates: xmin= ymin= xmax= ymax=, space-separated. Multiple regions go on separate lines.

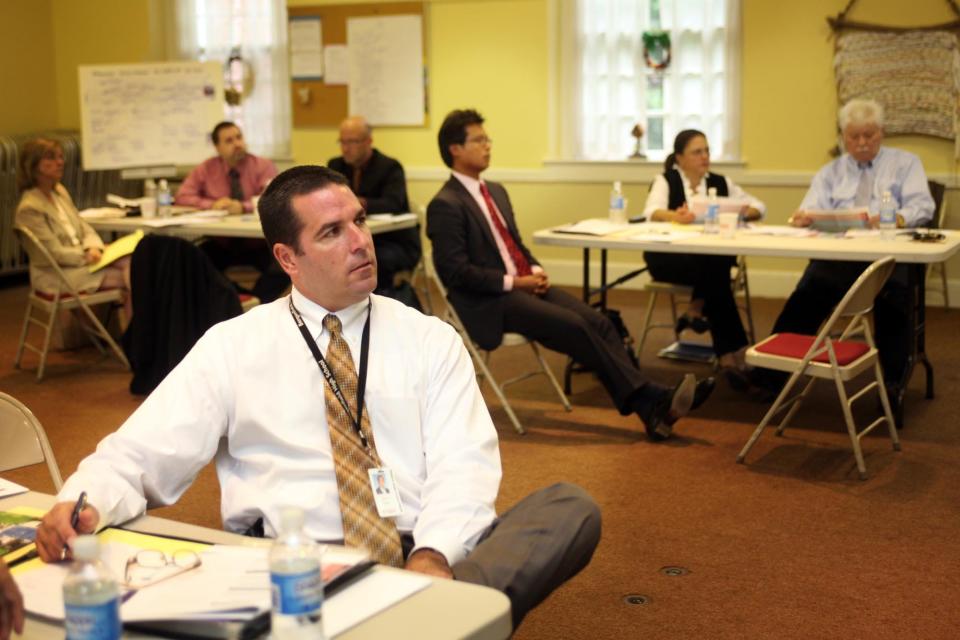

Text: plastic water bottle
xmin=879 ymin=190 xmax=897 ymax=240
xmin=270 ymin=507 xmax=324 ymax=639
xmin=157 ymin=179 xmax=173 ymax=217
xmin=608 ymin=181 xmax=626 ymax=225
xmin=704 ymin=187 xmax=719 ymax=234
xmin=63 ymin=536 xmax=122 ymax=640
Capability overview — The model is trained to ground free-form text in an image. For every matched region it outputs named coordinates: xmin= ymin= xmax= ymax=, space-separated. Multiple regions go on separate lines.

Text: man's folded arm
xmin=427 ymin=198 xmax=506 ymax=294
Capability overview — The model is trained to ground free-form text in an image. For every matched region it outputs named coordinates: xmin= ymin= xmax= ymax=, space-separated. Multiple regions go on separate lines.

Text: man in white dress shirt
xmin=35 ymin=165 xmax=600 ymax=629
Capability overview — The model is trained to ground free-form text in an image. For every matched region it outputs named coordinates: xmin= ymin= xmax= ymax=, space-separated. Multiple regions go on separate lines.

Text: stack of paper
xmin=13 ymin=528 xmax=430 ymax=637
xmin=555 ymin=218 xmax=631 ymax=236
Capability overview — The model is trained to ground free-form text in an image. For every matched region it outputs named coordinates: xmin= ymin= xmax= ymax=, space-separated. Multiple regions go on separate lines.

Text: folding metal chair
xmin=431 ymin=270 xmax=571 ymax=435
xmin=636 ymin=255 xmax=755 ymax=359
xmin=0 ymin=391 xmax=63 ymax=490
xmin=737 ymin=257 xmax=901 ymax=480
xmin=926 ymin=180 xmax=949 ymax=308
xmin=14 ymin=225 xmax=130 ymax=381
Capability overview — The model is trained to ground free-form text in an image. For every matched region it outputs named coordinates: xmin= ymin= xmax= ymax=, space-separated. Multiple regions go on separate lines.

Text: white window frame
xmin=173 ymin=0 xmax=291 ymax=160
xmin=554 ymin=0 xmax=741 ymax=163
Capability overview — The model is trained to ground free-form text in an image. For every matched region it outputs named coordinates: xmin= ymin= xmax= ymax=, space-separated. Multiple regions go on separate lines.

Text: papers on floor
xmin=89 ymin=229 xmax=143 ymax=273
xmin=13 ymin=528 xmax=429 ymax=637
xmin=0 ymin=478 xmax=29 ymax=499
xmin=554 ymin=218 xmax=631 ymax=236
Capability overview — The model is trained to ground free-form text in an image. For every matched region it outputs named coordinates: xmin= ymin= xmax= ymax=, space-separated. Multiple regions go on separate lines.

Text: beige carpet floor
xmin=1 ymin=279 xmax=958 ymax=639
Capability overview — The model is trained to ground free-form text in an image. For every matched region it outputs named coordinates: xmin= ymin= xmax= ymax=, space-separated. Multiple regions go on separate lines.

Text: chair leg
xmin=737 ymin=370 xmax=803 ymax=463
xmin=775 ymin=376 xmax=817 ymax=436
xmin=668 ymin=294 xmax=681 ymax=342
xmin=465 ymin=339 xmax=525 ymax=435
xmin=529 ymin=342 xmax=572 ymax=411
xmin=75 ymin=301 xmax=130 ymax=371
xmin=14 ymin=298 xmax=33 ymax=369
xmin=740 ymin=268 xmax=757 ymax=344
xmin=941 ymin=265 xmax=949 ymax=309
xmin=832 ymin=370 xmax=868 ymax=480
xmin=874 ymin=360 xmax=902 ymax=452
xmin=37 ymin=301 xmax=60 ymax=382
xmin=636 ymin=291 xmax=659 ymax=357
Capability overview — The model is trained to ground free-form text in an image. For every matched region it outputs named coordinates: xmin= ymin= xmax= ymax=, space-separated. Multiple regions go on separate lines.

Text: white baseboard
xmin=538 ymin=257 xmax=959 ymax=307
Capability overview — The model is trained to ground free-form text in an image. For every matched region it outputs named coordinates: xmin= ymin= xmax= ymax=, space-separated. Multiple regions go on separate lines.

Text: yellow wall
xmin=742 ymin=0 xmax=960 ymax=173
xmin=0 ymin=0 xmax=57 ymax=135
xmin=5 ymin=0 xmax=957 ymax=292
xmin=51 ymin=0 xmax=157 ymax=130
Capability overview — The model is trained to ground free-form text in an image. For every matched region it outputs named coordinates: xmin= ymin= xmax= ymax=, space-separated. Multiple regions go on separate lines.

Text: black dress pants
xmin=770 ymin=260 xmax=913 ymax=385
xmin=373 ymin=230 xmax=423 ymax=309
xmin=643 ymin=252 xmax=748 ymax=356
xmin=500 ymin=287 xmax=663 ymax=413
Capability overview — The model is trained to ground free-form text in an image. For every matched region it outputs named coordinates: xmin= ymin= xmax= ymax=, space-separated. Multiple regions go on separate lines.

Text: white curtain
xmin=564 ymin=0 xmax=740 ymax=161
xmin=174 ymin=0 xmax=291 ymax=159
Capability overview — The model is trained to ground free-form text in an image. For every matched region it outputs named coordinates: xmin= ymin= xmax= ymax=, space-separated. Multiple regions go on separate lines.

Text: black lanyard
xmin=289 ymin=297 xmax=372 ymax=452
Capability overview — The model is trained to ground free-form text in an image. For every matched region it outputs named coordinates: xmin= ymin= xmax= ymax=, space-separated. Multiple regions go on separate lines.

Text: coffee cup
xmin=718 ymin=212 xmax=739 ymax=238
xmin=140 ymin=198 xmax=157 ymax=218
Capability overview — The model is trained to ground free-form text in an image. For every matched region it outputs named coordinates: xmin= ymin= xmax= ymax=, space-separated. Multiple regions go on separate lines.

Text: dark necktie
xmin=352 ymin=166 xmax=363 ymax=194
xmin=228 ymin=168 xmax=243 ymax=201
xmin=321 ymin=315 xmax=404 ymax=567
xmin=478 ymin=182 xmax=532 ymax=276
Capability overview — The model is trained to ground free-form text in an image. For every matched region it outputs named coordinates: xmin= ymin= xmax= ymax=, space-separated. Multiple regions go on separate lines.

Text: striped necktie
xmin=322 ymin=314 xmax=403 ymax=567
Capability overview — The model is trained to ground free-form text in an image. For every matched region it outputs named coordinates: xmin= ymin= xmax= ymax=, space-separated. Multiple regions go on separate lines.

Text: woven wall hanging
xmin=829 ymin=0 xmax=960 ymax=155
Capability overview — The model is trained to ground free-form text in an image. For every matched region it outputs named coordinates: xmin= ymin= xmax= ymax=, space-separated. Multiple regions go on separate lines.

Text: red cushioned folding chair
xmin=737 ymin=256 xmax=901 ymax=480
xmin=14 ymin=225 xmax=130 ymax=381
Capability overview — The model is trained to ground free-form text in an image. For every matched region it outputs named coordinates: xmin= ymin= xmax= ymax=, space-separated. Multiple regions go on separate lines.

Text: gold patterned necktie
xmin=321 ymin=314 xmax=403 ymax=567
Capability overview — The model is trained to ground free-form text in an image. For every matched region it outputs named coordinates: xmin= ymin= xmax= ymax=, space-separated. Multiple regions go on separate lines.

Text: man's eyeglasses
xmin=337 ymin=138 xmax=369 ymax=146
xmin=124 ymin=549 xmax=202 ymax=590
xmin=463 ymin=136 xmax=493 ymax=146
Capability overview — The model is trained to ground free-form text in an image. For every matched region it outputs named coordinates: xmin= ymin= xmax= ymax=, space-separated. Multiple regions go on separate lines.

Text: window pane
xmin=646 ymin=76 xmax=664 ymax=110
xmin=647 ymin=116 xmax=664 ymax=150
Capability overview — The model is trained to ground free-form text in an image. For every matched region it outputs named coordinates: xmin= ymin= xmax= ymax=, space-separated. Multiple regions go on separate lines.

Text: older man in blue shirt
xmin=761 ymin=99 xmax=935 ymax=411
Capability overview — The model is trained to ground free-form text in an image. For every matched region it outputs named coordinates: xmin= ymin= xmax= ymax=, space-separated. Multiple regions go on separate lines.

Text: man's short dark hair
xmin=211 ymin=121 xmax=239 ymax=145
xmin=438 ymin=109 xmax=485 ymax=168
xmin=259 ymin=165 xmax=349 ymax=253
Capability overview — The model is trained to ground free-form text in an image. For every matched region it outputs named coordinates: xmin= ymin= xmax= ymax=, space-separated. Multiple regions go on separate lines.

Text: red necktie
xmin=479 ymin=182 xmax=532 ymax=277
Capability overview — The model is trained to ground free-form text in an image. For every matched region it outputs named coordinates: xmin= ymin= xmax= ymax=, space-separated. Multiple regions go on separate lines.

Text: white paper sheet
xmin=324 ymin=45 xmax=349 ymax=85
xmin=554 ymin=218 xmax=630 ymax=236
xmin=16 ymin=542 xmax=428 ymax=636
xmin=290 ymin=17 xmax=324 ymax=79
xmin=0 ymin=478 xmax=29 ymax=498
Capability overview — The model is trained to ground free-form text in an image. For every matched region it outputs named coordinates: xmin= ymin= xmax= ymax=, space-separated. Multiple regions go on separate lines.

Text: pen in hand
xmin=63 ymin=491 xmax=88 ymax=558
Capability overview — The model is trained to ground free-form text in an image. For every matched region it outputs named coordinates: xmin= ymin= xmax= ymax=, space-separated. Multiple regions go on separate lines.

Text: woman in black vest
xmin=642 ymin=130 xmax=764 ymax=388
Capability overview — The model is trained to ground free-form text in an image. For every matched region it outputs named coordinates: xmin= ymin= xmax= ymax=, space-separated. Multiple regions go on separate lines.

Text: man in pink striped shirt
xmin=176 ymin=122 xmax=287 ymax=301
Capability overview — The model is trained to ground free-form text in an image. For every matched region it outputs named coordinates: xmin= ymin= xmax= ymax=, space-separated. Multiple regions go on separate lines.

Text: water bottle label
xmin=271 ymin=568 xmax=322 ymax=615
xmin=610 ymin=196 xmax=624 ymax=210
xmin=707 ymin=205 xmax=719 ymax=220
xmin=65 ymin=598 xmax=121 ymax=640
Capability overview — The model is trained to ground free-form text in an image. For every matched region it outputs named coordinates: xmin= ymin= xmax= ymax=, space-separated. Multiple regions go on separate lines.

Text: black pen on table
xmin=63 ymin=491 xmax=88 ymax=557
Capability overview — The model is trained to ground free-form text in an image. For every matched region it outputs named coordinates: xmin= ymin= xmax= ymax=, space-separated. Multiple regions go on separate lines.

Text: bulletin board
xmin=288 ymin=2 xmax=426 ymax=128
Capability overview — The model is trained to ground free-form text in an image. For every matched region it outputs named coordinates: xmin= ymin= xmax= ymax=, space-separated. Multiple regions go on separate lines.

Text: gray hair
xmin=838 ymin=99 xmax=884 ymax=131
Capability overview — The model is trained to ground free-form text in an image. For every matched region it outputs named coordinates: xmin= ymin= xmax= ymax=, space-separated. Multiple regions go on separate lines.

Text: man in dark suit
xmin=427 ymin=109 xmax=714 ymax=441
xmin=329 ymin=116 xmax=422 ymax=308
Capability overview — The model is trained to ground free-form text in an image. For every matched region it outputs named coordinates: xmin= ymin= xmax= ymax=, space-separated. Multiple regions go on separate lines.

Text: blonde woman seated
xmin=641 ymin=129 xmax=764 ymax=388
xmin=15 ymin=138 xmax=132 ymax=319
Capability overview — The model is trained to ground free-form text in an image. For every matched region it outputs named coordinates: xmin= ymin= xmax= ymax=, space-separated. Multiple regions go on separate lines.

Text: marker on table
xmin=63 ymin=491 xmax=88 ymax=557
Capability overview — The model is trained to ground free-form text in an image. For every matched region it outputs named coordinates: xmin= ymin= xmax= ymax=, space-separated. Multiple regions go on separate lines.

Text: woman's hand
xmin=84 ymin=247 xmax=103 ymax=265
xmin=788 ymin=211 xmax=813 ymax=227
xmin=673 ymin=203 xmax=696 ymax=224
